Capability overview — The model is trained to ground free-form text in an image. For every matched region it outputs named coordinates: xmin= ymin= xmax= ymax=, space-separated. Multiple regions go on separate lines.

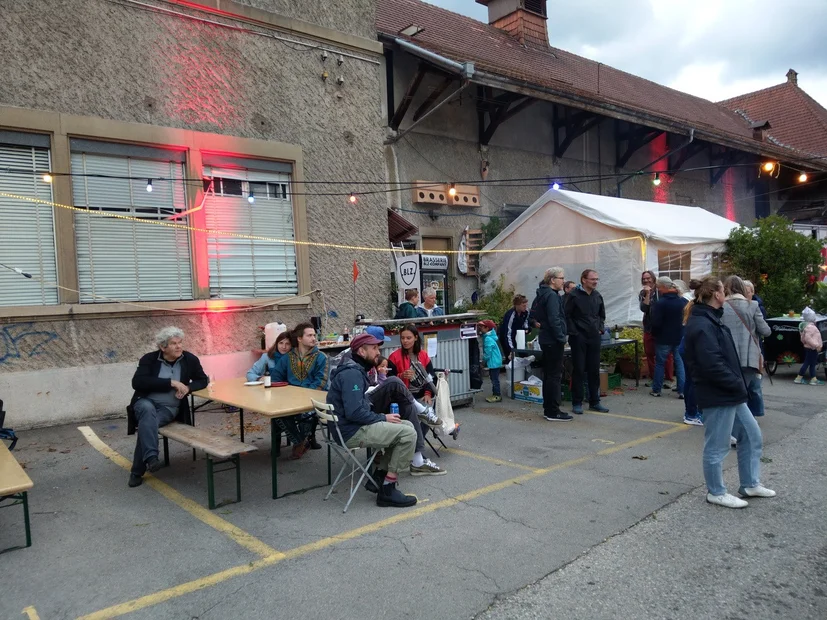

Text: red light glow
xmin=649 ymin=134 xmax=670 ymax=203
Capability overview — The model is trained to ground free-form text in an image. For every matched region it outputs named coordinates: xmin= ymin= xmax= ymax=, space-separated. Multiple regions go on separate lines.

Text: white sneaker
xmin=740 ymin=485 xmax=776 ymax=498
xmin=706 ymin=493 xmax=748 ymax=508
xmin=683 ymin=416 xmax=703 ymax=426
xmin=730 ymin=435 xmax=737 ymax=447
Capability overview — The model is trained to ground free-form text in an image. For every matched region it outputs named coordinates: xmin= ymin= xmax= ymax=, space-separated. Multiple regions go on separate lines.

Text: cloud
xmin=425 ymin=0 xmax=827 ymax=107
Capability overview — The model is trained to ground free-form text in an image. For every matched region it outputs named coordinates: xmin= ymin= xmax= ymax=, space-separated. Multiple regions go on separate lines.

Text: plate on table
xmin=244 ymin=381 xmax=263 ymax=386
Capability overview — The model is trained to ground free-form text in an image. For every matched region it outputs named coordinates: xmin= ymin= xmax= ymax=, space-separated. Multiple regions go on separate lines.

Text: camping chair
xmin=311 ymin=399 xmax=378 ymax=513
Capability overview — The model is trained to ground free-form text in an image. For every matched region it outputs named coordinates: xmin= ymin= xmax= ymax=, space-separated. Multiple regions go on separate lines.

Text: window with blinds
xmin=70 ymin=143 xmax=193 ymax=303
xmin=203 ymin=165 xmax=298 ymax=298
xmin=0 ymin=134 xmax=59 ymax=306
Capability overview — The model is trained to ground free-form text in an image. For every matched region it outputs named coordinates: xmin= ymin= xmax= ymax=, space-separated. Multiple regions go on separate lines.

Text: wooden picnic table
xmin=191 ymin=378 xmax=328 ymax=499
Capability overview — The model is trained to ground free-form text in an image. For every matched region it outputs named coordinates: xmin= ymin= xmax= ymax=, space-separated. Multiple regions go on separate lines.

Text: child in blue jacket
xmin=479 ymin=319 xmax=504 ymax=403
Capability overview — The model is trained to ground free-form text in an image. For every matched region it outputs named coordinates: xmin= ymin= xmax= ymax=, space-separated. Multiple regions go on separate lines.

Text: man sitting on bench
xmin=327 ymin=333 xmax=418 ymax=508
xmin=128 ymin=327 xmax=208 ymax=488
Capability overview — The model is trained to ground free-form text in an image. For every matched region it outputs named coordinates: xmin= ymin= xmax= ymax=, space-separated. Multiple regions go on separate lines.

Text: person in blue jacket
xmin=683 ymin=276 xmax=776 ymax=509
xmin=246 ymin=331 xmax=292 ymax=382
xmin=649 ymin=277 xmax=687 ymax=398
xmin=272 ymin=322 xmax=329 ymax=459
xmin=478 ymin=319 xmax=503 ymax=402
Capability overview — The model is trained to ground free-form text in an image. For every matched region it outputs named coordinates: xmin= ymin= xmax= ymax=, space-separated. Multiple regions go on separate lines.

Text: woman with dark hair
xmin=684 ymin=276 xmax=775 ymax=509
xmin=387 ymin=324 xmax=439 ymax=405
xmin=246 ymin=331 xmax=292 ymax=381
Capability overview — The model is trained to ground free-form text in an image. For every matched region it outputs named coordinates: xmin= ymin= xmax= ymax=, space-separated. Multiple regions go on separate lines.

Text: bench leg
xmin=22 ymin=491 xmax=31 ymax=548
xmin=207 ymin=456 xmax=215 ymax=510
xmin=163 ymin=436 xmax=170 ymax=467
xmin=271 ymin=418 xmax=278 ymax=499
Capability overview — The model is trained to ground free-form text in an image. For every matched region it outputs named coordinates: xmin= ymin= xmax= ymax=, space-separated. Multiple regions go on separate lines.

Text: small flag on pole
xmin=352 ymin=260 xmax=359 ymax=282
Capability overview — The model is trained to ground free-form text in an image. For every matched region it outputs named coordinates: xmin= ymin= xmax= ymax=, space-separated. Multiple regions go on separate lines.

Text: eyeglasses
xmin=552 ymin=276 xmax=565 ymax=280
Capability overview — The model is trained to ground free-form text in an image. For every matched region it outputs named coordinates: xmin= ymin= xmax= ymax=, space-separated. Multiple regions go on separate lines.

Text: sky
xmin=426 ymin=0 xmax=827 ymax=108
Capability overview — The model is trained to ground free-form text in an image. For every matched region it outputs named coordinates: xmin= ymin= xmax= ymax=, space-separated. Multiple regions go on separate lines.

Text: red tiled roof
xmin=720 ymin=80 xmax=827 ymax=157
xmin=377 ymin=0 xmax=793 ymax=154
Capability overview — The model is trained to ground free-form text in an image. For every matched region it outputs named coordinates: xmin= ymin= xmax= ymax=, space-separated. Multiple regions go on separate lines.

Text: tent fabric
xmin=480 ymin=190 xmax=739 ymax=327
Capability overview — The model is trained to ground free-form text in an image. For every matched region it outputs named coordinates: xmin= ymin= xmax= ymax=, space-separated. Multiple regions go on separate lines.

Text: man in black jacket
xmin=128 ymin=327 xmax=208 ymax=488
xmin=498 ymin=294 xmax=529 ymax=361
xmin=531 ymin=268 xmax=571 ymax=421
xmin=565 ymin=269 xmax=609 ymax=414
xmin=649 ymin=277 xmax=687 ymax=397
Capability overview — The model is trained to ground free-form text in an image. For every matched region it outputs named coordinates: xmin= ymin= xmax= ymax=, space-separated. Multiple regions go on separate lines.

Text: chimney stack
xmin=786 ymin=68 xmax=798 ymax=85
xmin=476 ymin=0 xmax=549 ymax=48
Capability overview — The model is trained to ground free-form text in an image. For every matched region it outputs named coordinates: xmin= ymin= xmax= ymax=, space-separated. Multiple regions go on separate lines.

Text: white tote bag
xmin=434 ymin=372 xmax=458 ymax=437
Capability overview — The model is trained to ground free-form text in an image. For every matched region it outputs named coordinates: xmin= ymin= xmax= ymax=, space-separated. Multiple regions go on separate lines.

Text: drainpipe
xmin=392 ymin=38 xmax=475 ymax=79
xmin=616 ymin=129 xmax=695 ymax=197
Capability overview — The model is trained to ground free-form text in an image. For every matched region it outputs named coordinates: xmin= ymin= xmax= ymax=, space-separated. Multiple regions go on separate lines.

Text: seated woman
xmin=246 ymin=331 xmax=292 ymax=382
xmin=387 ymin=324 xmax=441 ymax=421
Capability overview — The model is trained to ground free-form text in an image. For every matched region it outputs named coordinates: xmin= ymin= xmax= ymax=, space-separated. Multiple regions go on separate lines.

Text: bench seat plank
xmin=159 ymin=423 xmax=257 ymax=460
xmin=0 ymin=442 xmax=33 ymax=496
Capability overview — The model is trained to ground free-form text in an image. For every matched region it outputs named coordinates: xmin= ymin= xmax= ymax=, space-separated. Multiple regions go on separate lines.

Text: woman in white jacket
xmin=721 ymin=275 xmax=771 ymax=417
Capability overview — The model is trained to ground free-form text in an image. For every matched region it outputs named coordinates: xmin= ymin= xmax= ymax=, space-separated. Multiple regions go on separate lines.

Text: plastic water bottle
xmin=390 ymin=403 xmax=399 ymax=416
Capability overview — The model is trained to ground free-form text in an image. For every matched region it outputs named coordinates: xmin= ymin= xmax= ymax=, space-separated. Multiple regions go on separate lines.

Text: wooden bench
xmin=159 ymin=423 xmax=257 ymax=510
xmin=0 ymin=441 xmax=33 ymax=552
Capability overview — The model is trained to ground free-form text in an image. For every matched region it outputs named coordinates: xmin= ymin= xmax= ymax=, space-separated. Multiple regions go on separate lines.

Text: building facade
xmin=0 ymin=0 xmax=389 ymax=427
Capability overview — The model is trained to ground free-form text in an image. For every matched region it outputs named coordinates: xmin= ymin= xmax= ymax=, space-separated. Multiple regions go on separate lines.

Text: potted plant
xmin=615 ymin=326 xmax=646 ymax=379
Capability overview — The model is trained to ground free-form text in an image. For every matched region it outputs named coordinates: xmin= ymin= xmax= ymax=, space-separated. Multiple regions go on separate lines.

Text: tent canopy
xmin=484 ymin=189 xmax=739 ymax=251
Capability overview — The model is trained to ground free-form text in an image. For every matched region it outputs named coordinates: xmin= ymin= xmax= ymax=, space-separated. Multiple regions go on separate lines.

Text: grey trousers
xmin=131 ymin=398 xmax=178 ymax=476
xmin=368 ymin=377 xmax=425 ymax=453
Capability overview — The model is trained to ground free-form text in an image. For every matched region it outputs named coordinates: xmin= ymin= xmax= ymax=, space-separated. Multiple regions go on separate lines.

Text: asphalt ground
xmin=1 ymin=365 xmax=824 ymax=620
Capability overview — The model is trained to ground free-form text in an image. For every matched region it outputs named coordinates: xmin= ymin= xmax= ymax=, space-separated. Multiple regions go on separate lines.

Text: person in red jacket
xmin=387 ymin=324 xmax=440 ymax=411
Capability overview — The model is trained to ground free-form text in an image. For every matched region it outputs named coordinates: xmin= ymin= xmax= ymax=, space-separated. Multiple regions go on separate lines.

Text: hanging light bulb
xmin=552 ymin=182 xmax=560 ymax=190
xmin=762 ymin=162 xmax=775 ymax=172
xmin=146 ymin=179 xmax=153 ymax=193
xmin=448 ymin=183 xmax=457 ymax=197
xmin=349 ymin=193 xmax=357 ymax=204
xmin=248 ymin=191 xmax=255 ymax=204
xmin=652 ymin=173 xmax=661 ymax=186
xmin=799 ymin=172 xmax=809 ymax=183
xmin=42 ymin=172 xmax=53 ymax=183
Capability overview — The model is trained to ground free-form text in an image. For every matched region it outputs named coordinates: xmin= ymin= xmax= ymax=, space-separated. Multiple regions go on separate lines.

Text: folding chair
xmin=311 ymin=399 xmax=378 ymax=513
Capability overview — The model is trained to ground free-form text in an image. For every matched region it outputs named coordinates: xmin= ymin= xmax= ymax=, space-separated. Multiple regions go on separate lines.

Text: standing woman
xmin=721 ymin=275 xmax=771 ymax=417
xmin=683 ymin=276 xmax=776 ymax=508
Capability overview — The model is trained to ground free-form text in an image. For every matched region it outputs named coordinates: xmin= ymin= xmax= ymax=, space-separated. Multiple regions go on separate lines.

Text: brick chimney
xmin=476 ymin=0 xmax=549 ymax=48
xmin=786 ymin=68 xmax=798 ymax=85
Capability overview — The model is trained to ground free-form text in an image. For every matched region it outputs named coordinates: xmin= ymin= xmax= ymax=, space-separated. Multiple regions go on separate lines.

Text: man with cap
xmin=327 ymin=332 xmax=419 ymax=507
xmin=332 ymin=326 xmax=445 ymax=478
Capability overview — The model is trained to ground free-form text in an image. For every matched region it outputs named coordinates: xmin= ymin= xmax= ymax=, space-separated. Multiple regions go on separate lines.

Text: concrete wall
xmin=386 ymin=54 xmax=758 ymax=303
xmin=0 ymin=0 xmax=387 ymax=427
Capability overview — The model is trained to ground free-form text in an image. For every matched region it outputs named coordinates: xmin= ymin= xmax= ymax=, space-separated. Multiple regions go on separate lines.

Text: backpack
xmin=529 ymin=293 xmax=544 ymax=328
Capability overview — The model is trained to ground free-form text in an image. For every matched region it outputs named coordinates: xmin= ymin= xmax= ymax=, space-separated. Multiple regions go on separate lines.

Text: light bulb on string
xmin=146 ymin=179 xmax=153 ymax=193
xmin=248 ymin=191 xmax=255 ymax=204
xmin=349 ymin=193 xmax=357 ymax=204
xmin=552 ymin=182 xmax=560 ymax=190
xmin=799 ymin=172 xmax=808 ymax=183
xmin=42 ymin=173 xmax=53 ymax=183
xmin=762 ymin=162 xmax=775 ymax=173
xmin=652 ymin=173 xmax=661 ymax=186
xmin=448 ymin=183 xmax=457 ymax=197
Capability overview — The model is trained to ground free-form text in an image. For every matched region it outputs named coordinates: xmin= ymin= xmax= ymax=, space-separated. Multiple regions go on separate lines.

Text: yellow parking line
xmin=76 ymin=424 xmax=688 ymax=619
xmin=78 ymin=426 xmax=281 ymax=560
xmin=588 ymin=411 xmax=684 ymax=426
xmin=22 ymin=607 xmax=41 ymax=620
xmin=442 ymin=447 xmax=542 ymax=472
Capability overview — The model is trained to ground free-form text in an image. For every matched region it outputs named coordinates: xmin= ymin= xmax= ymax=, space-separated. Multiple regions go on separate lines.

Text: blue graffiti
xmin=0 ymin=323 xmax=59 ymax=365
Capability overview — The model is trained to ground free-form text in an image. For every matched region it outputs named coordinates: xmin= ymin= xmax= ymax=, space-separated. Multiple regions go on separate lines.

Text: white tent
xmin=480 ymin=189 xmax=740 ymax=327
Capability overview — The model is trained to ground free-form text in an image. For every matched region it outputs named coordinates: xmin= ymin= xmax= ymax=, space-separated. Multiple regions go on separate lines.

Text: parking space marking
xmin=76 ymin=424 xmax=690 ymax=620
xmin=442 ymin=447 xmax=542 ymax=472
xmin=78 ymin=426 xmax=281 ymax=560
xmin=587 ymin=411 xmax=684 ymax=426
xmin=22 ymin=607 xmax=40 ymax=620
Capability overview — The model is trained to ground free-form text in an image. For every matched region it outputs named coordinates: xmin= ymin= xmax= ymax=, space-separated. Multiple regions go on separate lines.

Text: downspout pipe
xmin=616 ymin=129 xmax=695 ymax=197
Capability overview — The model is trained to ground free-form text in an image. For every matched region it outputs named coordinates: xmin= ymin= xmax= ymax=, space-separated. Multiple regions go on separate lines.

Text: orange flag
xmin=352 ymin=260 xmax=359 ymax=282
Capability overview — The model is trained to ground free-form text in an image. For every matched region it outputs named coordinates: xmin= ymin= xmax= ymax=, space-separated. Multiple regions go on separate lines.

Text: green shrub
xmin=472 ymin=274 xmax=516 ymax=326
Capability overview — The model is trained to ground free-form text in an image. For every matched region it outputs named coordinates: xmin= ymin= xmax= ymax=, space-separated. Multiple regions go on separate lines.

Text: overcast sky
xmin=427 ymin=0 xmax=827 ymax=108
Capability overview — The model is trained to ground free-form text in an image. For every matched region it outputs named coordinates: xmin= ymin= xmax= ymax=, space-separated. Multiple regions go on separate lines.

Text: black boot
xmin=365 ymin=469 xmax=387 ymax=494
xmin=128 ymin=473 xmax=143 ymax=488
xmin=376 ymin=481 xmax=417 ymax=508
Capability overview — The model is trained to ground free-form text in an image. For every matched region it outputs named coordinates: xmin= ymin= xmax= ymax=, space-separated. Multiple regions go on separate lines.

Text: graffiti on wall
xmin=0 ymin=323 xmax=59 ymax=365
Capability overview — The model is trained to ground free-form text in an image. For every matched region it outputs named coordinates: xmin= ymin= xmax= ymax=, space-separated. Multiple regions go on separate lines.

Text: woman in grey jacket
xmin=722 ymin=275 xmax=771 ymax=417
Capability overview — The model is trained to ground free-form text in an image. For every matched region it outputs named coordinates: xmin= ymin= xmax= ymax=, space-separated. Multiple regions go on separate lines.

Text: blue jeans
xmin=798 ymin=349 xmax=819 ymax=379
xmin=489 ymin=368 xmax=501 ymax=396
xmin=743 ymin=368 xmax=764 ymax=417
xmin=683 ymin=374 xmax=700 ymax=419
xmin=653 ymin=344 xmax=685 ymax=394
xmin=702 ymin=402 xmax=763 ymax=496
xmin=131 ymin=398 xmax=178 ymax=476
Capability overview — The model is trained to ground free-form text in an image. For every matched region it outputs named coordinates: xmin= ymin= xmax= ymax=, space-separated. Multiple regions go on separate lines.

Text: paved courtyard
xmin=2 ymin=366 xmax=825 ymax=620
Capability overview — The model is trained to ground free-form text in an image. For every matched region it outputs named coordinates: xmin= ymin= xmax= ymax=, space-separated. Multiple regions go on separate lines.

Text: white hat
xmin=802 ymin=307 xmax=817 ymax=323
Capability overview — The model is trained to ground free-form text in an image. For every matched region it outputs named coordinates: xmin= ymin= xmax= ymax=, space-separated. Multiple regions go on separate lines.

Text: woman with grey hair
xmin=722 ymin=275 xmax=771 ymax=418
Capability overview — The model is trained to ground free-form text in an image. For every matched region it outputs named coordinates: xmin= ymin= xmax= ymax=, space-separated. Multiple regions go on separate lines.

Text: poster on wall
xmin=395 ymin=254 xmax=421 ymax=304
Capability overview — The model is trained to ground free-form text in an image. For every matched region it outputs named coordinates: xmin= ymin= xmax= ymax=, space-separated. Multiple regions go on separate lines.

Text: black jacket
xmin=326 ymin=356 xmax=386 ymax=443
xmin=638 ymin=288 xmax=662 ymax=333
xmin=650 ymin=292 xmax=687 ymax=346
xmin=498 ymin=307 xmax=530 ymax=355
xmin=564 ymin=286 xmax=605 ymax=340
xmin=531 ymin=283 xmax=567 ymax=345
xmin=683 ymin=304 xmax=747 ymax=409
xmin=127 ymin=350 xmax=209 ymax=435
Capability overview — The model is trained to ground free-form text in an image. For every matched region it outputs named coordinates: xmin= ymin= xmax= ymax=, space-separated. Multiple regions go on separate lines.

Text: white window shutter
xmin=0 ymin=144 xmax=59 ymax=306
xmin=71 ymin=152 xmax=193 ymax=302
xmin=204 ymin=166 xmax=298 ymax=298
